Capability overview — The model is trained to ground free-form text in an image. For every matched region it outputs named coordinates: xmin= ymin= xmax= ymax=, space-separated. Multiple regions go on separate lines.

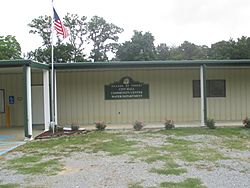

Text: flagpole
xmin=51 ymin=0 xmax=55 ymax=132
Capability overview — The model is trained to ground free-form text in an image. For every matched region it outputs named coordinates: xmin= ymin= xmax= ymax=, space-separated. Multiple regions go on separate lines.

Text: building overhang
xmin=1 ymin=59 xmax=250 ymax=73
xmin=53 ymin=59 xmax=250 ymax=70
xmin=0 ymin=60 xmax=49 ymax=70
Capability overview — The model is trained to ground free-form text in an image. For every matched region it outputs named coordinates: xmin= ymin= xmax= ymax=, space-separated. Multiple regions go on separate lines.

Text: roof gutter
xmin=53 ymin=59 xmax=250 ymax=70
xmin=0 ymin=60 xmax=49 ymax=70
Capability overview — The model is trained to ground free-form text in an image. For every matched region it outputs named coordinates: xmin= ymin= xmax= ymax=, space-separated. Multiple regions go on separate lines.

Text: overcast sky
xmin=1 ymin=0 xmax=250 ymax=54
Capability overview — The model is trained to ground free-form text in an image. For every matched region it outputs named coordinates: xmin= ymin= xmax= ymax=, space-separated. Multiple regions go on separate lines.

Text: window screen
xmin=193 ymin=80 xmax=226 ymax=98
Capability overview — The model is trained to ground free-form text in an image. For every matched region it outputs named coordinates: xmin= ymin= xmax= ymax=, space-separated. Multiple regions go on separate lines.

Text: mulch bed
xmin=35 ymin=129 xmax=90 ymax=140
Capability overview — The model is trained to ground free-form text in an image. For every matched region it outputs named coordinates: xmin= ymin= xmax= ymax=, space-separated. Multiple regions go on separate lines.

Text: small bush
xmin=164 ymin=119 xmax=175 ymax=130
xmin=133 ymin=120 xmax=144 ymax=131
xmin=205 ymin=118 xmax=216 ymax=129
xmin=95 ymin=121 xmax=106 ymax=131
xmin=71 ymin=124 xmax=79 ymax=131
xmin=242 ymin=117 xmax=250 ymax=128
xmin=57 ymin=125 xmax=64 ymax=132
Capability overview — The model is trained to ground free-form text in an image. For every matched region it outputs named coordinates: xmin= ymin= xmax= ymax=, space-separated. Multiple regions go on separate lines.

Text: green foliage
xmin=161 ymin=137 xmax=227 ymax=162
xmin=27 ymin=10 xmax=250 ymax=62
xmin=28 ymin=14 xmax=123 ymax=62
xmin=164 ymin=119 xmax=175 ymax=130
xmin=91 ymin=137 xmax=137 ymax=155
xmin=160 ymin=178 xmax=206 ymax=188
xmin=28 ymin=14 xmax=88 ymax=63
xmin=0 ymin=35 xmax=21 ymax=60
xmin=16 ymin=131 xmax=138 ymax=157
xmin=0 ymin=183 xmax=19 ymax=188
xmin=63 ymin=13 xmax=88 ymax=62
xmin=128 ymin=183 xmax=144 ymax=188
xmin=150 ymin=167 xmax=187 ymax=175
xmin=28 ymin=15 xmax=52 ymax=47
xmin=209 ymin=36 xmax=250 ymax=59
xmin=172 ymin=41 xmax=209 ymax=60
xmin=149 ymin=156 xmax=187 ymax=176
xmin=133 ymin=120 xmax=144 ymax=131
xmin=3 ymin=126 xmax=249 ymax=183
xmin=242 ymin=117 xmax=250 ymax=128
xmin=88 ymin=16 xmax=123 ymax=62
xmin=95 ymin=121 xmax=106 ymax=131
xmin=116 ymin=30 xmax=156 ymax=61
xmin=155 ymin=43 xmax=170 ymax=60
xmin=7 ymin=155 xmax=63 ymax=175
xmin=205 ymin=118 xmax=216 ymax=129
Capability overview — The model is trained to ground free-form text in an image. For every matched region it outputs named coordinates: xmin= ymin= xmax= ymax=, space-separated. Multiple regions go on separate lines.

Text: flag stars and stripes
xmin=53 ymin=7 xmax=69 ymax=39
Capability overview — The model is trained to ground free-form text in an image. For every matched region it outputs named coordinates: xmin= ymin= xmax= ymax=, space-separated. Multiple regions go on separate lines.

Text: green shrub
xmin=57 ymin=125 xmax=64 ymax=132
xmin=95 ymin=121 xmax=107 ymax=131
xmin=242 ymin=117 xmax=250 ymax=128
xmin=164 ymin=119 xmax=175 ymax=130
xmin=133 ymin=120 xmax=144 ymax=131
xmin=71 ymin=124 xmax=79 ymax=131
xmin=205 ymin=118 xmax=216 ymax=129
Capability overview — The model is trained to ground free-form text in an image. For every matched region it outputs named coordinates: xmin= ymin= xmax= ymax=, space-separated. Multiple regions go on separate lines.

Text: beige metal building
xmin=0 ymin=60 xmax=250 ymax=138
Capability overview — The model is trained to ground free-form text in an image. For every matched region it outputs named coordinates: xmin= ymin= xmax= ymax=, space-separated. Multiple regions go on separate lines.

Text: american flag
xmin=53 ymin=7 xmax=69 ymax=39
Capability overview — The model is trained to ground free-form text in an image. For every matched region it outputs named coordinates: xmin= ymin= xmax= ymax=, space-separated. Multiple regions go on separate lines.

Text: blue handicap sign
xmin=9 ymin=96 xmax=14 ymax=104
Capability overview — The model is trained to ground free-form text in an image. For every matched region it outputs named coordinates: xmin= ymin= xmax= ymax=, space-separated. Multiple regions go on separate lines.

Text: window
xmin=193 ymin=80 xmax=226 ymax=98
xmin=0 ymin=89 xmax=5 ymax=113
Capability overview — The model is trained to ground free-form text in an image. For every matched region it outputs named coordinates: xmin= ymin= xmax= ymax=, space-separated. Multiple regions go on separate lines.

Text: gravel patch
xmin=122 ymin=133 xmax=167 ymax=147
xmin=174 ymin=134 xmax=223 ymax=143
xmin=0 ymin=131 xmax=249 ymax=188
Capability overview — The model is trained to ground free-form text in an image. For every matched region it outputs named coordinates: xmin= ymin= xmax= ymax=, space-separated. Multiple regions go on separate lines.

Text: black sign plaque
xmin=105 ymin=77 xmax=149 ymax=100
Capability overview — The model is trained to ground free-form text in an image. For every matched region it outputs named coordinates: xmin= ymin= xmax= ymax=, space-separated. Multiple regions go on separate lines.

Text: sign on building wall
xmin=105 ymin=77 xmax=149 ymax=100
xmin=9 ymin=96 xmax=14 ymax=104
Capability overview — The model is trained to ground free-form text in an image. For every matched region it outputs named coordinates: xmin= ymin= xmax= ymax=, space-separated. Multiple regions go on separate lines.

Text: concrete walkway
xmin=0 ymin=127 xmax=42 ymax=156
xmin=81 ymin=121 xmax=242 ymax=130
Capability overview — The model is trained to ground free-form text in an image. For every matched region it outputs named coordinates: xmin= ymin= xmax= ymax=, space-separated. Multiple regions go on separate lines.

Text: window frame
xmin=193 ymin=80 xmax=226 ymax=98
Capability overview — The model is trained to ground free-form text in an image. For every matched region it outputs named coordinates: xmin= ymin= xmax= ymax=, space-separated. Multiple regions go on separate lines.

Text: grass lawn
xmin=1 ymin=127 xmax=249 ymax=187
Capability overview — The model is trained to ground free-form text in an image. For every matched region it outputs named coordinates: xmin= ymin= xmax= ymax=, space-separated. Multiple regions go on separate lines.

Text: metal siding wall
xmin=32 ymin=73 xmax=43 ymax=85
xmin=57 ymin=69 xmax=201 ymax=125
xmin=0 ymin=73 xmax=24 ymax=127
xmin=206 ymin=68 xmax=250 ymax=121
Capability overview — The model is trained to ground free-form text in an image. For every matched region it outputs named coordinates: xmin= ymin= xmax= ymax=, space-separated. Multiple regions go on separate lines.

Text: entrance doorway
xmin=31 ymin=86 xmax=44 ymax=125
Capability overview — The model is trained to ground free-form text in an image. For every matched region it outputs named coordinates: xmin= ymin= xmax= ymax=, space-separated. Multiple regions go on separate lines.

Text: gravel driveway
xmin=0 ymin=129 xmax=249 ymax=188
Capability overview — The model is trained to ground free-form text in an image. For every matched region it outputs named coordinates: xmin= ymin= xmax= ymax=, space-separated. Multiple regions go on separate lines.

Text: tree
xmin=168 ymin=41 xmax=209 ymax=60
xmin=28 ymin=15 xmax=52 ymax=47
xmin=230 ymin=36 xmax=250 ymax=59
xmin=63 ymin=13 xmax=88 ymax=61
xmin=28 ymin=14 xmax=88 ymax=63
xmin=87 ymin=16 xmax=123 ymax=62
xmin=116 ymin=31 xmax=156 ymax=61
xmin=0 ymin=35 xmax=21 ymax=60
xmin=209 ymin=40 xmax=234 ymax=59
xmin=155 ymin=43 xmax=170 ymax=60
xmin=27 ymin=43 xmax=75 ymax=63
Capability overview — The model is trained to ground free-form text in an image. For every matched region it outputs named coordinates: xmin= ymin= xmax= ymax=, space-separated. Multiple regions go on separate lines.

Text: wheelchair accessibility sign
xmin=9 ymin=96 xmax=14 ymax=104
